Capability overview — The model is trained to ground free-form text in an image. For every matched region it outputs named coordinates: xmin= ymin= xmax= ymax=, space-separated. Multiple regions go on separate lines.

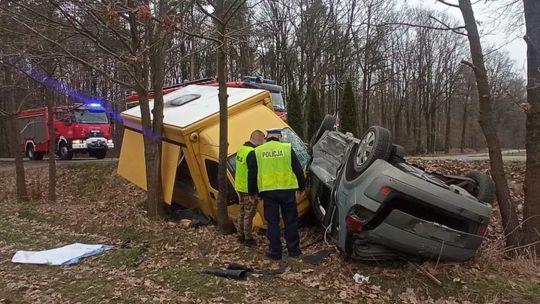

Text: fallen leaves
xmin=0 ymin=160 xmax=537 ymax=304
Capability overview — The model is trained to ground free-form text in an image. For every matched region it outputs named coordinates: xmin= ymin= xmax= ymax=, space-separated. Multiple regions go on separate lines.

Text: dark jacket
xmin=247 ymin=138 xmax=306 ymax=195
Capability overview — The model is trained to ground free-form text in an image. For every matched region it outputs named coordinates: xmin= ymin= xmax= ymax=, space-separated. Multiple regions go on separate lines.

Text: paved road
xmin=410 ymin=149 xmax=526 ymax=162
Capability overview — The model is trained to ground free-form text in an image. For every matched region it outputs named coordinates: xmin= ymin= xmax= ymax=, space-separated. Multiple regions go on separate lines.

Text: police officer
xmin=247 ymin=128 xmax=306 ymax=260
xmin=234 ymin=130 xmax=265 ymax=246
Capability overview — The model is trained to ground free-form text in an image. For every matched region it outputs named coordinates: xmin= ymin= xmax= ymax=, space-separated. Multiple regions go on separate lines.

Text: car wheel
xmin=464 ymin=171 xmax=495 ymax=205
xmin=309 ymin=114 xmax=336 ymax=146
xmin=345 ymin=126 xmax=393 ymax=180
xmin=59 ymin=142 xmax=73 ymax=160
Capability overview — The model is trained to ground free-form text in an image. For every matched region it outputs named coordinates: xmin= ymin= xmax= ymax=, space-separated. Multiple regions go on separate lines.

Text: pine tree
xmin=306 ymin=88 xmax=322 ymax=140
xmin=286 ymin=88 xmax=303 ymax=137
xmin=339 ymin=81 xmax=357 ymax=136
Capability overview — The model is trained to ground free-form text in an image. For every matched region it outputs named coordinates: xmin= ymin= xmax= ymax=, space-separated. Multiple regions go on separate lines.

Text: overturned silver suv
xmin=309 ymin=116 xmax=494 ymax=261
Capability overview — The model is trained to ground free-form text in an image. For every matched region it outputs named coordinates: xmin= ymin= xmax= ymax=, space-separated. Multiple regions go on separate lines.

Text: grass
xmin=101 ymin=246 xmax=147 ymax=268
xmin=115 ymin=226 xmax=144 ymax=242
xmin=158 ymin=265 xmax=246 ymax=302
xmin=18 ymin=206 xmax=56 ymax=223
xmin=1 ymin=161 xmax=539 ymax=303
xmin=0 ymin=217 xmax=25 ymax=245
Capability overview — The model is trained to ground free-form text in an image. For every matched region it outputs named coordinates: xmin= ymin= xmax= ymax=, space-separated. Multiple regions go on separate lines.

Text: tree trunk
xmin=458 ymin=0 xmax=520 ymax=246
xmin=216 ymin=0 xmax=234 ymax=234
xmin=47 ymin=90 xmax=56 ymax=203
xmin=522 ymin=0 xmax=540 ymax=251
xmin=8 ymin=113 xmax=28 ymax=203
xmin=5 ymin=70 xmax=28 ymax=202
xmin=460 ymin=97 xmax=468 ymax=153
xmin=445 ymin=98 xmax=451 ymax=154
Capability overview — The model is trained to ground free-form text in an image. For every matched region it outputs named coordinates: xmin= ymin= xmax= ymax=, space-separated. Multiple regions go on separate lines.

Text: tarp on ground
xmin=11 ymin=243 xmax=112 ymax=266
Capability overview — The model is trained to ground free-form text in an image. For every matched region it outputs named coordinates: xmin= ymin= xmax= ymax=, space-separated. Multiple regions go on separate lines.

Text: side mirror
xmin=63 ymin=118 xmax=72 ymax=126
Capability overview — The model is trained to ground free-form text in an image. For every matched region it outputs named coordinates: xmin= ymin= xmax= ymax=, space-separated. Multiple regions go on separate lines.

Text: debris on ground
xmin=302 ymin=249 xmax=334 ymax=265
xmin=11 ymin=243 xmax=112 ymax=266
xmin=353 ymin=273 xmax=370 ymax=284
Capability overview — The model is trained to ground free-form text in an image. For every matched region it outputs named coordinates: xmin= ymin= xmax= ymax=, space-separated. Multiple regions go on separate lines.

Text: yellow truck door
xmin=117 ymin=128 xmax=180 ymax=204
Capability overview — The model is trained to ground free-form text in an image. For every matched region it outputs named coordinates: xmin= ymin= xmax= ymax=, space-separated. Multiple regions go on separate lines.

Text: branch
xmin=196 ymin=0 xmax=224 ymax=25
xmin=437 ymin=0 xmax=460 ymax=8
xmin=428 ymin=15 xmax=467 ymax=36
xmin=7 ymin=14 xmax=133 ymax=88
xmin=460 ymin=60 xmax=477 ymax=71
xmin=371 ymin=22 xmax=465 ymax=35
xmin=223 ymin=0 xmax=249 ymax=25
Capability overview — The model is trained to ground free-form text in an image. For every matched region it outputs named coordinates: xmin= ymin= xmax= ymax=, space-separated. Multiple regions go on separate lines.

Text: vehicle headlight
xmin=107 ymin=139 xmax=113 ymax=143
xmin=73 ymin=139 xmax=82 ymax=144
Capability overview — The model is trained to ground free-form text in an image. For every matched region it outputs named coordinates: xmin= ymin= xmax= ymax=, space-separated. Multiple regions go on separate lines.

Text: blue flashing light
xmin=89 ymin=103 xmax=102 ymax=108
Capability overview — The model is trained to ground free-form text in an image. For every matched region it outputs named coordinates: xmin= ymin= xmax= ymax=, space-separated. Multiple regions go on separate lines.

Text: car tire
xmin=345 ymin=126 xmax=393 ymax=180
xmin=465 ymin=171 xmax=495 ymax=205
xmin=309 ymin=114 xmax=336 ymax=146
xmin=59 ymin=142 xmax=73 ymax=160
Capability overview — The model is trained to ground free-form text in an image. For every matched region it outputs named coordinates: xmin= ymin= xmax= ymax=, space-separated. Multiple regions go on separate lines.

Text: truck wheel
xmin=27 ymin=144 xmax=43 ymax=161
xmin=464 ymin=171 xmax=495 ymax=205
xmin=59 ymin=143 xmax=73 ymax=160
xmin=94 ymin=149 xmax=107 ymax=160
xmin=345 ymin=126 xmax=393 ymax=180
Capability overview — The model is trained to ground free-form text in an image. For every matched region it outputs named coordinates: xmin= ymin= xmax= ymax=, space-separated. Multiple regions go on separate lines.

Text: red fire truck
xmin=125 ymin=76 xmax=288 ymax=121
xmin=17 ymin=103 xmax=114 ymax=160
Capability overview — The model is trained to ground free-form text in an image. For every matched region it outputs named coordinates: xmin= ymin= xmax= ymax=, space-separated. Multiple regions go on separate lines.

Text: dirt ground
xmin=0 ymin=160 xmax=539 ymax=304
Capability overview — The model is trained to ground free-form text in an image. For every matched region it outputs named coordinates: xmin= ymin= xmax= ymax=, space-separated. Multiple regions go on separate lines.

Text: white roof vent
xmin=168 ymin=94 xmax=201 ymax=107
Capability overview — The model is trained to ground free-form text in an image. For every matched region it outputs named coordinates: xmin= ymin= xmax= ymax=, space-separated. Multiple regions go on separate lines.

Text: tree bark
xmin=216 ymin=0 xmax=234 ymax=234
xmin=8 ymin=113 xmax=28 ymax=202
xmin=47 ymin=89 xmax=56 ymax=203
xmin=522 ymin=0 xmax=540 ymax=251
xmin=445 ymin=97 xmax=451 ymax=154
xmin=5 ymin=70 xmax=28 ymax=203
xmin=458 ymin=0 xmax=520 ymax=246
xmin=460 ymin=95 xmax=469 ymax=153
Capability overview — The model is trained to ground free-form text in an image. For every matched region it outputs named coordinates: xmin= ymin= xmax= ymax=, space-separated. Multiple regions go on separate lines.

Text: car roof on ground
xmin=121 ymin=85 xmax=266 ymax=128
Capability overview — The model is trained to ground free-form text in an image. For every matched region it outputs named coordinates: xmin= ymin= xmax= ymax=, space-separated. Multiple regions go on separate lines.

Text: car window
xmin=205 ymin=159 xmax=219 ymax=190
xmin=227 ymin=154 xmax=237 ymax=176
xmin=281 ymin=127 xmax=310 ymax=168
xmin=204 ymin=159 xmax=239 ymax=205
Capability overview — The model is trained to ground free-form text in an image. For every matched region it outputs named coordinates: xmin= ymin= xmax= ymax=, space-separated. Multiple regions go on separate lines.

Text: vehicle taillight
xmin=478 ymin=224 xmax=487 ymax=234
xmin=346 ymin=215 xmax=366 ymax=232
xmin=379 ymin=186 xmax=391 ymax=195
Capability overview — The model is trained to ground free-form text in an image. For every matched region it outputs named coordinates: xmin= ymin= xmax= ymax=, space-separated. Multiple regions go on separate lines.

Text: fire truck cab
xmin=17 ymin=103 xmax=114 ymax=160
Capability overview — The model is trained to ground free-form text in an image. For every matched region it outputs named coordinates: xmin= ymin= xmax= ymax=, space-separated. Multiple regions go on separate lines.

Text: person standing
xmin=234 ymin=130 xmax=265 ymax=246
xmin=247 ymin=128 xmax=306 ymax=260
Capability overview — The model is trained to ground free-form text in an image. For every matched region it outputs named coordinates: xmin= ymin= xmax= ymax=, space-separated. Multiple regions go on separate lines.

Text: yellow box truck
xmin=117 ymin=85 xmax=310 ymax=228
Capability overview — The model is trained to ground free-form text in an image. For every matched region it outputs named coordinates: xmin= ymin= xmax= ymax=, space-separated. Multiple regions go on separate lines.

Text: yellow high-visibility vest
xmin=255 ymin=141 xmax=299 ymax=192
xmin=234 ymin=145 xmax=254 ymax=193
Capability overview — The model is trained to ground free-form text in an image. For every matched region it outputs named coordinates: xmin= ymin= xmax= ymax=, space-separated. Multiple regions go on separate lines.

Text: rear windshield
xmin=74 ymin=109 xmax=109 ymax=124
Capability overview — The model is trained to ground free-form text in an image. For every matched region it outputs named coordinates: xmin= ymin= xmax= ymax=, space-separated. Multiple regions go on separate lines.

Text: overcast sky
xmin=400 ymin=0 xmax=527 ymax=76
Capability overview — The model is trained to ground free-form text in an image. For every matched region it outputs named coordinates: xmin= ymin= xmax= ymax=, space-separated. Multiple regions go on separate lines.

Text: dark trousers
xmin=261 ymin=190 xmax=301 ymax=258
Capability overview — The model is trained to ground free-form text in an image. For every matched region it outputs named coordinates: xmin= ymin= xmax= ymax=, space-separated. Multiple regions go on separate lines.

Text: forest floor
xmin=0 ymin=160 xmax=538 ymax=304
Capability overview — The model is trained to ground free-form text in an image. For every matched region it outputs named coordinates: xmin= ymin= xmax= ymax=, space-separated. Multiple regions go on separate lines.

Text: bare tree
xmin=522 ymin=0 xmax=540 ymax=250
xmin=438 ymin=0 xmax=520 ymax=246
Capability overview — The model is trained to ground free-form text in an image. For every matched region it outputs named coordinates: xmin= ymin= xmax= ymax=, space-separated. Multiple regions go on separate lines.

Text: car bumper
xmin=362 ymin=209 xmax=484 ymax=261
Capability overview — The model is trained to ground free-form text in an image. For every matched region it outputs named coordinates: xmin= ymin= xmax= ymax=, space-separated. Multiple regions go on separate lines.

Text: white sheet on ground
xmin=11 ymin=243 xmax=112 ymax=266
